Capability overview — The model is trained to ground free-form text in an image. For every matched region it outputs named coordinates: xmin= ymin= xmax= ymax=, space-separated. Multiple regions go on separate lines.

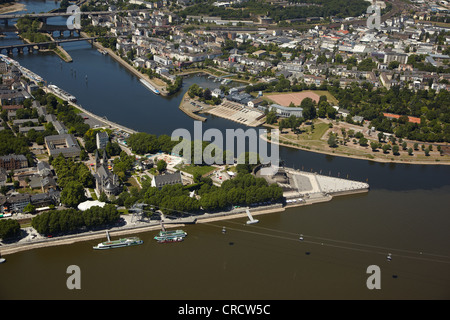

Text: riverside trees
xmin=0 ymin=219 xmax=21 ymax=240
xmin=137 ymin=172 xmax=283 ymax=215
xmin=31 ymin=204 xmax=120 ymax=236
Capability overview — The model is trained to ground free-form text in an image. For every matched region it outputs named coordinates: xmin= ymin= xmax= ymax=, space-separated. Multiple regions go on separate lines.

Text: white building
xmin=96 ymin=131 xmax=109 ymax=150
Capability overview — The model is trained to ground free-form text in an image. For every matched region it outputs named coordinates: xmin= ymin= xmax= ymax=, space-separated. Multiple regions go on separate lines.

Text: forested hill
xmin=179 ymin=0 xmax=371 ymax=22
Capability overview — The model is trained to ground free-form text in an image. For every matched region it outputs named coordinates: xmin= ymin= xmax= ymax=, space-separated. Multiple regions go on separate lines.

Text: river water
xmin=0 ymin=1 xmax=450 ymax=300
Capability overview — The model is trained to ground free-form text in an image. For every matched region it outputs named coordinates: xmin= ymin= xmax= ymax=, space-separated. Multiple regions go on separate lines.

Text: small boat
xmin=222 ymin=226 xmax=226 ymax=234
xmin=0 ymin=253 xmax=5 ymax=264
xmin=387 ymin=253 xmax=392 ymax=261
xmin=299 ymin=234 xmax=304 ymax=241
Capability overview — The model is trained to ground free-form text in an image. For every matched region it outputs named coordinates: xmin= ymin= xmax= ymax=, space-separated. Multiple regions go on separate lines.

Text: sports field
xmin=266 ymin=91 xmax=321 ymax=107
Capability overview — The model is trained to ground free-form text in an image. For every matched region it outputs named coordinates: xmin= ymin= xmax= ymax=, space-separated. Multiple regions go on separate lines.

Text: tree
xmin=401 ymin=141 xmax=408 ymax=150
xmin=0 ymin=219 xmax=21 ymax=239
xmin=408 ymin=148 xmax=413 ymax=156
xmin=382 ymin=144 xmax=391 ymax=154
xmin=327 ymin=134 xmax=338 ymax=148
xmin=99 ymin=192 xmax=108 ymax=203
xmin=370 ymin=141 xmax=379 ymax=151
xmin=61 ymin=181 xmax=87 ymax=207
xmin=156 ymin=159 xmax=167 ymax=172
xmin=23 ymin=203 xmax=36 ymax=214
xmin=392 ymin=145 xmax=400 ymax=155
xmin=301 ymin=98 xmax=317 ymax=120
xmin=359 ymin=137 xmax=368 ymax=146
xmin=203 ymin=88 xmax=212 ymax=101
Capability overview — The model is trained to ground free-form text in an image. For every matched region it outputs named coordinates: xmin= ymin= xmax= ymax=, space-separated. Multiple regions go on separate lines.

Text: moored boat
xmin=93 ymin=231 xmax=143 ymax=250
xmin=155 ymin=235 xmax=184 ymax=243
xmin=157 ymin=229 xmax=187 ymax=238
xmin=139 ymin=78 xmax=159 ymax=95
xmin=154 ymin=224 xmax=187 ymax=242
xmin=48 ymin=84 xmax=77 ymax=102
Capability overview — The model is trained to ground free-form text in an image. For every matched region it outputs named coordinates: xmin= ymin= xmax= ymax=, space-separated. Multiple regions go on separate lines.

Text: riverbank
xmin=0 ymin=168 xmax=371 ymax=257
xmin=0 ymin=204 xmax=285 ymax=256
xmin=43 ymin=86 xmax=138 ymax=135
xmin=80 ymin=32 xmax=169 ymax=96
xmin=0 ymin=2 xmax=25 ymax=14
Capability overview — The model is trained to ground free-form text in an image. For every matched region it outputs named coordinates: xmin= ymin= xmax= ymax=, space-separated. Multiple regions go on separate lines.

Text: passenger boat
xmin=154 ymin=224 xmax=187 ymax=242
xmin=48 ymin=84 xmax=77 ymax=102
xmin=139 ymin=78 xmax=159 ymax=95
xmin=155 ymin=236 xmax=184 ymax=243
xmin=93 ymin=231 xmax=143 ymax=250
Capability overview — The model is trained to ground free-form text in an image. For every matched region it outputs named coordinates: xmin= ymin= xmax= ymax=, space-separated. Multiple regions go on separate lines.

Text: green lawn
xmin=176 ymin=164 xmax=216 ymax=177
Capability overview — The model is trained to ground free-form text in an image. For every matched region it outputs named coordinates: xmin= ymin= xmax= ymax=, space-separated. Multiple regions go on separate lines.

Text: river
xmin=0 ymin=0 xmax=449 ymax=300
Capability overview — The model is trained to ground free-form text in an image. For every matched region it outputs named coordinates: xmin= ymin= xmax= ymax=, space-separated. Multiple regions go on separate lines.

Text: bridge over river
xmin=0 ymin=36 xmax=102 ymax=54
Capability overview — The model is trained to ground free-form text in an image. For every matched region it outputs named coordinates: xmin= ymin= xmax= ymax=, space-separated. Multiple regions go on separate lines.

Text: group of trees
xmin=196 ymin=173 xmax=283 ymax=211
xmin=31 ymin=204 xmax=120 ymax=236
xmin=127 ymin=132 xmax=218 ymax=165
xmin=83 ymin=128 xmax=121 ymax=156
xmin=127 ymin=132 xmax=179 ymax=155
xmin=179 ymin=0 xmax=369 ymax=23
xmin=16 ymin=17 xmax=51 ymax=43
xmin=137 ymin=172 xmax=283 ymax=215
xmin=33 ymin=90 xmax=90 ymax=137
xmin=0 ymin=129 xmax=33 ymax=166
xmin=51 ymin=154 xmax=94 ymax=189
xmin=328 ymin=83 xmax=450 ymax=143
xmin=188 ymin=84 xmax=221 ymax=105
xmin=50 ymin=154 xmax=94 ymax=207
xmin=0 ymin=219 xmax=21 ymax=240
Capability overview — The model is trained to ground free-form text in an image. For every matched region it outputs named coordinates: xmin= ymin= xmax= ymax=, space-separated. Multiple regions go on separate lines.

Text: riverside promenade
xmin=44 ymin=86 xmax=138 ymax=135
